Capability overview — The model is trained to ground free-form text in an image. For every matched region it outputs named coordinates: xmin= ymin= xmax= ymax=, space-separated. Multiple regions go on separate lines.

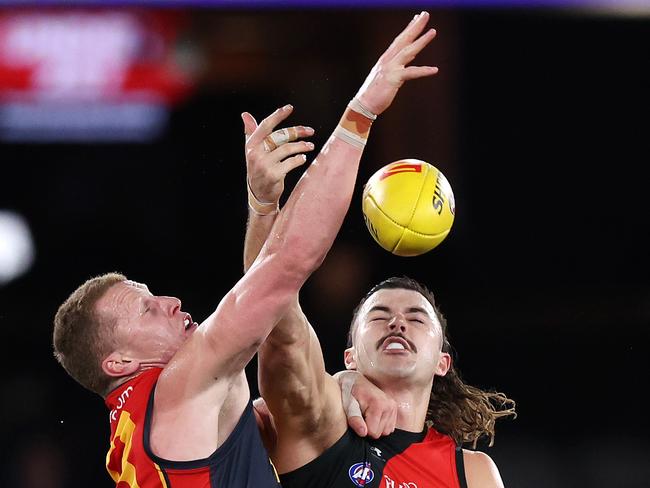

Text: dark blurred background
xmin=0 ymin=3 xmax=648 ymax=488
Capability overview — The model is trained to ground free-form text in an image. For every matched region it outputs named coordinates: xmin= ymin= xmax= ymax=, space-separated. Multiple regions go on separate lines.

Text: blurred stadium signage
xmin=0 ymin=10 xmax=195 ymax=142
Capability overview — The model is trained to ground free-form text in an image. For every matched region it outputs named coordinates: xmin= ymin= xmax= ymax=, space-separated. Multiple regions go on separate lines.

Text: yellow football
xmin=362 ymin=159 xmax=455 ymax=257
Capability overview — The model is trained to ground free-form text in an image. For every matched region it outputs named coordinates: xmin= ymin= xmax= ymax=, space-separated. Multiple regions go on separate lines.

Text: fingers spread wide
xmin=251 ymin=104 xmax=294 ymax=144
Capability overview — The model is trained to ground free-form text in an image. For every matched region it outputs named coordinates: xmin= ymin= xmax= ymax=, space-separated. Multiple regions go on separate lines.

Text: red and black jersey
xmin=280 ymin=427 xmax=467 ymax=488
xmin=105 ymin=368 xmax=281 ymax=488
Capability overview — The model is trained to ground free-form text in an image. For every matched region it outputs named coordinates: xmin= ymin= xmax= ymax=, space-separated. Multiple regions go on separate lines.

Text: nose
xmin=387 ymin=315 xmax=407 ymax=333
xmin=160 ymin=296 xmax=181 ymax=317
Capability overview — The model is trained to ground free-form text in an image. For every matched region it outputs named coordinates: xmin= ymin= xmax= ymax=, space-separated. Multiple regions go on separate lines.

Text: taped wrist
xmin=247 ymin=179 xmax=279 ymax=216
xmin=333 ymin=98 xmax=376 ymax=149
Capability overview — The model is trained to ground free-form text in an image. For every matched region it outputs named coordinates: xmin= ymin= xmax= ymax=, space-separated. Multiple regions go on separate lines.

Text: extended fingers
xmin=396 ymin=28 xmax=437 ymax=66
xmin=272 ymin=140 xmax=314 ymax=161
xmin=381 ymin=11 xmax=431 ymax=62
xmin=249 ymin=104 xmax=294 ymax=145
xmin=280 ymin=154 xmax=309 ymax=173
xmin=293 ymin=125 xmax=315 ymax=140
xmin=264 ymin=125 xmax=314 ymax=151
xmin=264 ymin=127 xmax=294 ymax=152
xmin=400 ymin=65 xmax=438 ymax=81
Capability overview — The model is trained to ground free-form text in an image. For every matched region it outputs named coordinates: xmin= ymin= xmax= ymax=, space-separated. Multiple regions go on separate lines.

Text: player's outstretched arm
xmin=242 ymin=112 xmax=398 ymax=449
xmin=254 ymin=11 xmax=439 ymax=474
xmin=152 ymin=99 xmax=365 ymax=459
xmin=148 ymin=11 xmax=437 ymax=463
xmin=158 ymin=12 xmax=439 ymax=402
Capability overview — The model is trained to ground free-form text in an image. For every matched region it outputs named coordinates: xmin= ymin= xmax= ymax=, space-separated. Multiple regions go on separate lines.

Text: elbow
xmin=266 ymin=233 xmax=326 ymax=289
xmin=286 ymin=241 xmax=326 ymax=284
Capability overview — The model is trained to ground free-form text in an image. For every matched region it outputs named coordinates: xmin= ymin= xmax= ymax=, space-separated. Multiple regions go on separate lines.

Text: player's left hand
xmin=242 ymin=106 xmax=315 ymax=205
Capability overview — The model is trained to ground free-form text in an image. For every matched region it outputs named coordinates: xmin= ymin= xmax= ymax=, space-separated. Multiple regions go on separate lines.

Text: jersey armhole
xmin=143 ymin=381 xmax=255 ymax=468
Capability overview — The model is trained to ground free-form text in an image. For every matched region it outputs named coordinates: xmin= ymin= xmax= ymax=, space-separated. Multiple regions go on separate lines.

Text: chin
xmin=376 ymin=364 xmax=417 ymax=381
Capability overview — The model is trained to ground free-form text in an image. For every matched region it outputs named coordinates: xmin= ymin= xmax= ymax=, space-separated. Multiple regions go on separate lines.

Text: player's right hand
xmin=339 ymin=370 xmax=398 ymax=439
xmin=355 ymin=11 xmax=438 ymax=116
xmin=242 ymin=106 xmax=315 ymax=205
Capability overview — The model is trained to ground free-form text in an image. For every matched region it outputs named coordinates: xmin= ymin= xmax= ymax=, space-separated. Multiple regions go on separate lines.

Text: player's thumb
xmin=241 ymin=112 xmax=258 ymax=138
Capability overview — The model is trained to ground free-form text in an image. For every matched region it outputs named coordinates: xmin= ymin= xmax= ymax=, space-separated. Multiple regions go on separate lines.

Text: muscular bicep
xmin=162 ymin=253 xmax=302 ymax=398
xmin=150 ymin=247 xmax=307 ymax=459
xmin=258 ymin=300 xmax=343 ymax=425
xmin=257 ymin=300 xmax=347 ymax=471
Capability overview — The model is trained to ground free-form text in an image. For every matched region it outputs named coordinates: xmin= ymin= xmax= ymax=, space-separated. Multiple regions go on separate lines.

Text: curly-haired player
xmin=244 ymin=12 xmax=516 ymax=488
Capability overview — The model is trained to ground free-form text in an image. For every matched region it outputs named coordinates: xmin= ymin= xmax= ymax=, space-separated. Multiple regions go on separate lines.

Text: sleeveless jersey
xmin=105 ymin=368 xmax=281 ymax=488
xmin=280 ymin=427 xmax=467 ymax=488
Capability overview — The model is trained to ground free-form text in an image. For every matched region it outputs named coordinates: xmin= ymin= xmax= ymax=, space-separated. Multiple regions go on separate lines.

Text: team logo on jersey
xmin=348 ymin=462 xmax=374 ymax=486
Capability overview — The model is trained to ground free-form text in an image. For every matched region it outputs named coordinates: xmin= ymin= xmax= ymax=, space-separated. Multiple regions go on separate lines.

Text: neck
xmin=377 ymin=380 xmax=432 ymax=433
xmin=103 ymin=363 xmax=165 ymax=399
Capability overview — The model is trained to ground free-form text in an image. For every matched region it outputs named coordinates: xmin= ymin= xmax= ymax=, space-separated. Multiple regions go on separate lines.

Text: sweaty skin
xmin=245 ymin=12 xmax=507 ymax=488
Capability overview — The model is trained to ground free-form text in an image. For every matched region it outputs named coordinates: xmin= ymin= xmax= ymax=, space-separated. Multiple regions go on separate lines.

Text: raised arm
xmin=252 ymin=12 xmax=440 ymax=473
xmin=144 ymin=12 xmax=438 ymax=465
xmin=152 ymin=96 xmax=372 ymax=459
xmin=242 ymin=113 xmax=314 ymax=271
xmin=155 ymin=12 xmax=434 ymax=437
xmin=242 ymin=109 xmax=399 ymax=446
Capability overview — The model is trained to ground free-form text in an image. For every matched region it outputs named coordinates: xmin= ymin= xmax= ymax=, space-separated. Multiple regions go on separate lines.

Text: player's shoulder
xmin=462 ymin=449 xmax=504 ymax=488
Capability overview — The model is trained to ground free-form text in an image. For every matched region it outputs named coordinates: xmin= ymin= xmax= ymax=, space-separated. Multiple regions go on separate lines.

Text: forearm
xmin=259 ymin=328 xmax=345 ymax=433
xmin=260 ymin=106 xmax=371 ymax=276
xmin=244 ymin=210 xmax=277 ymax=273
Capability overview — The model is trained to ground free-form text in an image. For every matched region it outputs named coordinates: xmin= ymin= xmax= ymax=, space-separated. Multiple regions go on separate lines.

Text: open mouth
xmin=381 ymin=336 xmax=412 ymax=352
xmin=183 ymin=313 xmax=196 ymax=330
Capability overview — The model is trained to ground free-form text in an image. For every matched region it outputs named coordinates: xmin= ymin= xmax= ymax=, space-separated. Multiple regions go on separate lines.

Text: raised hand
xmin=356 ymin=11 xmax=438 ymax=116
xmin=242 ymin=105 xmax=315 ymax=207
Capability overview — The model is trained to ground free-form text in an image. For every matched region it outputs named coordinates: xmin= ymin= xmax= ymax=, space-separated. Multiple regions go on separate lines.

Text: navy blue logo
xmin=348 ymin=462 xmax=374 ymax=486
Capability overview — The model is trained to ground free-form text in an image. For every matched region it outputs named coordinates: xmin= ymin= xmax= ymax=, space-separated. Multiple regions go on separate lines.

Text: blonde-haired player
xmin=52 ymin=11 xmax=437 ymax=488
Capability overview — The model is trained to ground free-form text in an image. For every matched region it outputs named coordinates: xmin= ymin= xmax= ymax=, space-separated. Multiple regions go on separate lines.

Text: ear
xmin=344 ymin=346 xmax=357 ymax=371
xmin=102 ymin=352 xmax=140 ymax=378
xmin=435 ymin=352 xmax=452 ymax=377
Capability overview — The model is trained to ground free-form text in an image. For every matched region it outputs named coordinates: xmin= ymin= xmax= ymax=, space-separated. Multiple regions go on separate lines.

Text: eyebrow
xmin=367 ymin=305 xmax=428 ymax=315
xmin=405 ymin=307 xmax=428 ymax=315
xmin=368 ymin=305 xmax=391 ymax=314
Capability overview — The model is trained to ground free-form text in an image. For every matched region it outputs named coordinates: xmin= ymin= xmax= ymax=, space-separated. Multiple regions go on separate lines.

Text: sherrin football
xmin=362 ymin=159 xmax=455 ymax=257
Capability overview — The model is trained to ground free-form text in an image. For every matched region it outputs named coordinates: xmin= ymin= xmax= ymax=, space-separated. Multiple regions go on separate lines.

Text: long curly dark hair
xmin=348 ymin=276 xmax=516 ymax=447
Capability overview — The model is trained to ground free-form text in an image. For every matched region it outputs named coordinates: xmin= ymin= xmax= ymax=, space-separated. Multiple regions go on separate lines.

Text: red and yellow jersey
xmin=280 ymin=427 xmax=466 ymax=488
xmin=105 ymin=368 xmax=281 ymax=488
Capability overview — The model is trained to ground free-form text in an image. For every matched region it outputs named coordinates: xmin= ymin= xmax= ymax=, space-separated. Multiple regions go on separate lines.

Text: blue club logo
xmin=348 ymin=462 xmax=374 ymax=486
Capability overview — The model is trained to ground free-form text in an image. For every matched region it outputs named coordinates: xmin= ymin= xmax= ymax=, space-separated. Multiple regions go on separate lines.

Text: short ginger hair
xmin=53 ymin=272 xmax=126 ymax=396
